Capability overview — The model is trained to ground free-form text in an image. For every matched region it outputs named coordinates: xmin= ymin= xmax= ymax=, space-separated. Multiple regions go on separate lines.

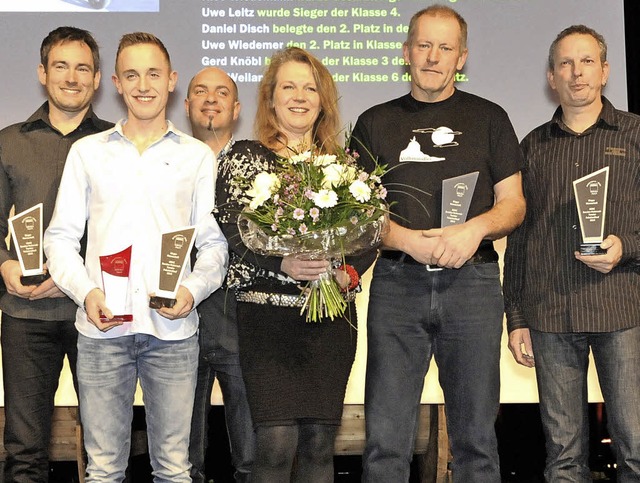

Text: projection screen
xmin=0 ymin=0 xmax=627 ymax=403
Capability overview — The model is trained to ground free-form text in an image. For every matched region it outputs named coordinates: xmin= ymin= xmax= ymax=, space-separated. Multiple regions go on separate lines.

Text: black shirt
xmin=0 ymin=102 xmax=113 ymax=320
xmin=350 ymin=90 xmax=524 ymax=231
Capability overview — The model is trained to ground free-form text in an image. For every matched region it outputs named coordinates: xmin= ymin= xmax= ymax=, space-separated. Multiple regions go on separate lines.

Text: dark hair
xmin=255 ymin=47 xmax=340 ymax=154
xmin=548 ymin=25 xmax=607 ymax=71
xmin=40 ymin=26 xmax=100 ymax=73
xmin=406 ymin=5 xmax=468 ymax=52
xmin=115 ymin=32 xmax=171 ymax=73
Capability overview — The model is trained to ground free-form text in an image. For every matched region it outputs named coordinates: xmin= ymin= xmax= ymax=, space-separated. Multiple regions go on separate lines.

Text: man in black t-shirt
xmin=351 ymin=6 xmax=525 ymax=482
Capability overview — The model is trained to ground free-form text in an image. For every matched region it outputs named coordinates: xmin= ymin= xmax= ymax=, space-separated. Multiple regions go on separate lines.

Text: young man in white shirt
xmin=44 ymin=33 xmax=228 ymax=481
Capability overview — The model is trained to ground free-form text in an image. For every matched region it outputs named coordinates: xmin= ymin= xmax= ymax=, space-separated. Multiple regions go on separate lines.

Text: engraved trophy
xmin=441 ymin=171 xmax=479 ymax=227
xmin=99 ymin=245 xmax=133 ymax=322
xmin=149 ymin=227 xmax=196 ymax=309
xmin=426 ymin=171 xmax=480 ymax=271
xmin=8 ymin=203 xmax=51 ymax=285
xmin=573 ymin=166 xmax=609 ymax=255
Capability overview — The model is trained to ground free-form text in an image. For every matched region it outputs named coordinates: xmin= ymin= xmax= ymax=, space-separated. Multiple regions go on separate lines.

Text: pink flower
xmin=293 ymin=208 xmax=305 ymax=220
xmin=309 ymin=207 xmax=320 ymax=222
xmin=298 ymin=223 xmax=308 ymax=234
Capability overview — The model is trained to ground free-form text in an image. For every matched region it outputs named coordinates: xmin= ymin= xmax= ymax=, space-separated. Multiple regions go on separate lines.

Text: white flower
xmin=349 ymin=180 xmax=372 ymax=202
xmin=248 ymin=192 xmax=270 ymax=210
xmin=322 ymin=164 xmax=358 ymax=189
xmin=345 ymin=166 xmax=358 ymax=182
xmin=289 ymin=151 xmax=311 ymax=164
xmin=313 ymin=154 xmax=336 ymax=167
xmin=246 ymin=172 xmax=280 ymax=209
xmin=322 ymin=164 xmax=347 ymax=188
xmin=252 ymin=171 xmax=281 ymax=193
xmin=313 ymin=189 xmax=339 ymax=208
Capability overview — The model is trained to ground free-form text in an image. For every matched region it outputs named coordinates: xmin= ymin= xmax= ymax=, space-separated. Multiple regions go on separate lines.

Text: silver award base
xmin=579 ymin=243 xmax=607 ymax=256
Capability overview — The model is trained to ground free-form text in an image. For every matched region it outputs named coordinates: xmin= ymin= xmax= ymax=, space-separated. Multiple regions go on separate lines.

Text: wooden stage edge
xmin=0 ymin=404 xmax=452 ymax=483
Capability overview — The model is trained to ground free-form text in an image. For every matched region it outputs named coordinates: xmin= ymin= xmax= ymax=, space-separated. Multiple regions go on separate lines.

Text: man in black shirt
xmin=504 ymin=25 xmax=640 ymax=482
xmin=352 ymin=6 xmax=525 ymax=482
xmin=0 ymin=27 xmax=112 ymax=482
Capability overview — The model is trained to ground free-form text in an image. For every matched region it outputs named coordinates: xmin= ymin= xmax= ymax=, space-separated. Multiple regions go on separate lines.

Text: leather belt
xmin=379 ymin=245 xmax=498 ymax=270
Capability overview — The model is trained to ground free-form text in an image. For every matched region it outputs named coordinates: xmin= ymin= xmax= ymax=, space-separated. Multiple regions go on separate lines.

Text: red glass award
xmin=149 ymin=227 xmax=196 ymax=309
xmin=99 ymin=246 xmax=133 ymax=322
xmin=9 ymin=203 xmax=51 ymax=285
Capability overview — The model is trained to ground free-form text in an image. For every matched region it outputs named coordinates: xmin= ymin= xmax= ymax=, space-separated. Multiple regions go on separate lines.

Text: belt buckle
xmin=425 ymin=264 xmax=443 ymax=272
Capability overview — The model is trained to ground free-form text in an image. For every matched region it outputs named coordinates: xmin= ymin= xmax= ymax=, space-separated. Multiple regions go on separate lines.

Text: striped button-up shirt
xmin=504 ymin=97 xmax=640 ymax=333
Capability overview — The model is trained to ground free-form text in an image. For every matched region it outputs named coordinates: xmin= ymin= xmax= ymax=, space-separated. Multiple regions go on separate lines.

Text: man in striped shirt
xmin=504 ymin=25 xmax=640 ymax=482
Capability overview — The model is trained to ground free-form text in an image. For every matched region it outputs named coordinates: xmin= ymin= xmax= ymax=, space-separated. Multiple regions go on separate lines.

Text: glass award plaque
xmin=573 ymin=166 xmax=609 ymax=256
xmin=99 ymin=246 xmax=133 ymax=322
xmin=149 ymin=227 xmax=196 ymax=309
xmin=441 ymin=171 xmax=479 ymax=227
xmin=8 ymin=203 xmax=51 ymax=285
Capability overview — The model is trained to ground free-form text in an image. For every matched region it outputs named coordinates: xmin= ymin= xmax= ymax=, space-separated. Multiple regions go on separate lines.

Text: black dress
xmin=237 ymin=284 xmax=358 ymax=425
xmin=216 ymin=140 xmax=375 ymax=427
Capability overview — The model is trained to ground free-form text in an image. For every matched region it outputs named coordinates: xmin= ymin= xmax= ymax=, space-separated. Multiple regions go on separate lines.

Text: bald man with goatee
xmin=185 ymin=67 xmax=255 ymax=483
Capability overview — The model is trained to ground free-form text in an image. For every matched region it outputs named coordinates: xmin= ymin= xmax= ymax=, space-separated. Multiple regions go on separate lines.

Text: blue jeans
xmin=531 ymin=328 xmax=640 ymax=483
xmin=1 ymin=314 xmax=78 ymax=483
xmin=190 ymin=290 xmax=255 ymax=483
xmin=362 ymin=258 xmax=503 ymax=482
xmin=77 ymin=333 xmax=198 ymax=482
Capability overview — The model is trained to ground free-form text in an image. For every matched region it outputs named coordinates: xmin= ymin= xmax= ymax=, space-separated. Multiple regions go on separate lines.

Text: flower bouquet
xmin=234 ymin=145 xmax=388 ymax=322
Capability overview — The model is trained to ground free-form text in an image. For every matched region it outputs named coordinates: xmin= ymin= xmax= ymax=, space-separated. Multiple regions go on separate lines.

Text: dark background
xmin=625 ymin=0 xmax=640 ymax=114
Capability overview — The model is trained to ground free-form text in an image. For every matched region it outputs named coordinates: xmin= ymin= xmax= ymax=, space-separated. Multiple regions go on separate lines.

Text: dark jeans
xmin=531 ymin=328 xmax=640 ymax=483
xmin=190 ymin=290 xmax=255 ymax=483
xmin=1 ymin=313 xmax=78 ymax=483
xmin=362 ymin=258 xmax=503 ymax=483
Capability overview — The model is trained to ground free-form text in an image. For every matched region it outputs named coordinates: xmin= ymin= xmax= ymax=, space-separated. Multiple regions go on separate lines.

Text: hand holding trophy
xmin=9 ymin=203 xmax=50 ymax=285
xmin=149 ymin=227 xmax=196 ymax=310
xmin=573 ymin=167 xmax=609 ymax=256
xmin=99 ymin=245 xmax=133 ymax=323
